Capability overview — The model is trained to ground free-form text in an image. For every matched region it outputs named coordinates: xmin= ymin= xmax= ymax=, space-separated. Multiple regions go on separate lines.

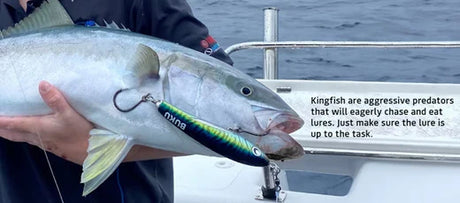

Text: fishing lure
xmin=113 ymin=90 xmax=269 ymax=167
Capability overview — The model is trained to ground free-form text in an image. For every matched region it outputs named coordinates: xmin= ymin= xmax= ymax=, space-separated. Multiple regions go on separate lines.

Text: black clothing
xmin=1 ymin=143 xmax=174 ymax=203
xmin=0 ymin=0 xmax=233 ymax=65
xmin=0 ymin=0 xmax=232 ymax=202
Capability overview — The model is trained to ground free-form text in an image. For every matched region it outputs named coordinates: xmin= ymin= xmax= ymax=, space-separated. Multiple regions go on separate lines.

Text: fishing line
xmin=37 ymin=133 xmax=65 ymax=203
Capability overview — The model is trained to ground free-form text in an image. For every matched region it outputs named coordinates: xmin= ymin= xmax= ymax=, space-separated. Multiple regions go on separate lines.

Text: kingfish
xmin=0 ymin=0 xmax=304 ymax=195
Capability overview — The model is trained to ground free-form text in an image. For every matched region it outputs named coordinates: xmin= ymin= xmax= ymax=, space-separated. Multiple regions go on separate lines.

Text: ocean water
xmin=188 ymin=0 xmax=460 ymax=83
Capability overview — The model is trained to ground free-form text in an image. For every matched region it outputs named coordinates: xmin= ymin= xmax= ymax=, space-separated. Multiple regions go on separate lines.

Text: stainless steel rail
xmin=304 ymin=148 xmax=460 ymax=161
xmin=225 ymin=41 xmax=460 ymax=54
xmin=263 ymin=7 xmax=279 ymax=80
xmin=260 ymin=8 xmax=280 ymax=199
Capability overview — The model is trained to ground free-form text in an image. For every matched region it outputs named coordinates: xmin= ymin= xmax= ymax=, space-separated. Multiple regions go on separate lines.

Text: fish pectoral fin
xmin=124 ymin=44 xmax=160 ymax=86
xmin=0 ymin=0 xmax=73 ymax=39
xmin=81 ymin=129 xmax=133 ymax=196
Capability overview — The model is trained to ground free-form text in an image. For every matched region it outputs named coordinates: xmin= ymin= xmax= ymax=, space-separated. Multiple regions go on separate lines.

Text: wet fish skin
xmin=0 ymin=25 xmax=304 ymax=195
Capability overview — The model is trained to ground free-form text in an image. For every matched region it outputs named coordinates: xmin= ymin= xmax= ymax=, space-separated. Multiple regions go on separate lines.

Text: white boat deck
xmin=175 ymin=154 xmax=460 ymax=203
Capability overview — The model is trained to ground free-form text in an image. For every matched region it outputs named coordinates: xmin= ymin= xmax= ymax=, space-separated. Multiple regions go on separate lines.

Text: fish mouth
xmin=247 ymin=106 xmax=305 ymax=160
xmin=256 ymin=113 xmax=304 ymax=160
xmin=253 ymin=129 xmax=305 ymax=160
xmin=267 ymin=113 xmax=304 ymax=134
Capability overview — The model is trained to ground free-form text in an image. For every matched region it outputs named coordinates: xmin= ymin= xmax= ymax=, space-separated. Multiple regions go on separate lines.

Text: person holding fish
xmin=0 ymin=0 xmax=305 ymax=202
xmin=0 ymin=0 xmax=235 ymax=202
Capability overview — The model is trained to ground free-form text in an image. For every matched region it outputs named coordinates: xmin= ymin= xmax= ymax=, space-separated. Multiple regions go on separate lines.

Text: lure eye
xmin=240 ymin=86 xmax=253 ymax=96
xmin=252 ymin=147 xmax=262 ymax=157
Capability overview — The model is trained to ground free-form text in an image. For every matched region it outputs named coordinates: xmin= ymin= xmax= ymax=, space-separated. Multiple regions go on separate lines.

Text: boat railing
xmin=224 ymin=7 xmax=460 ymax=200
xmin=224 ymin=7 xmax=460 ymax=80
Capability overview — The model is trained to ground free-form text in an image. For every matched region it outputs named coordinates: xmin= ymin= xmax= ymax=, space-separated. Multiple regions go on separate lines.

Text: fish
xmin=0 ymin=0 xmax=304 ymax=196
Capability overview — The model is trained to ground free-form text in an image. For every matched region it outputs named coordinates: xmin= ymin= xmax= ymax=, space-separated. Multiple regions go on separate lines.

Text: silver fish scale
xmin=0 ymin=25 xmax=302 ymax=160
xmin=0 ymin=26 xmax=219 ymax=156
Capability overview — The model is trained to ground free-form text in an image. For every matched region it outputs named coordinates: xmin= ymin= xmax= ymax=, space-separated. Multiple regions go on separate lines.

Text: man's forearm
xmin=0 ymin=81 xmax=184 ymax=165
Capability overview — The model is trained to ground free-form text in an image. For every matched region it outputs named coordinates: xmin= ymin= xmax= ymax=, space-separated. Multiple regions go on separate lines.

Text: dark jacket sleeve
xmin=134 ymin=0 xmax=233 ymax=66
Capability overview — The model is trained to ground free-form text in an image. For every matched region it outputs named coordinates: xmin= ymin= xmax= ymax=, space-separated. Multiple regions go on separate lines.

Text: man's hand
xmin=0 ymin=81 xmax=93 ymax=165
xmin=0 ymin=81 xmax=183 ymax=165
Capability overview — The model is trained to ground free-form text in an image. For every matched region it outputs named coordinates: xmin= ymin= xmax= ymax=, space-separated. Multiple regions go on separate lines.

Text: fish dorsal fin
xmin=124 ymin=44 xmax=160 ymax=86
xmin=81 ymin=129 xmax=133 ymax=196
xmin=0 ymin=0 xmax=73 ymax=39
xmin=102 ymin=19 xmax=130 ymax=31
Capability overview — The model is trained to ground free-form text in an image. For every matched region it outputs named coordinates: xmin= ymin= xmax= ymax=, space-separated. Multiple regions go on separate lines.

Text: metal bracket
xmin=255 ymin=188 xmax=287 ymax=202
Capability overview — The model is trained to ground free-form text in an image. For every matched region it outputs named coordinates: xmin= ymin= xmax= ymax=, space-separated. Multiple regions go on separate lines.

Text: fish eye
xmin=252 ymin=147 xmax=262 ymax=157
xmin=240 ymin=86 xmax=253 ymax=96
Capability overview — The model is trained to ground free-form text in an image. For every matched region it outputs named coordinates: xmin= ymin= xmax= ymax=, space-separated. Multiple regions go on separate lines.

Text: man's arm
xmin=0 ymin=81 xmax=182 ymax=165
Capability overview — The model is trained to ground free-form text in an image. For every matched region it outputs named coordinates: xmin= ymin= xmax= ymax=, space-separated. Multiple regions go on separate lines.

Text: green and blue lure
xmin=155 ymin=101 xmax=269 ymax=167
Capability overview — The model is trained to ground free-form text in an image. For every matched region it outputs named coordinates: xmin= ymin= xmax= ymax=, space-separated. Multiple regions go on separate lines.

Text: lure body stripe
xmin=157 ymin=101 xmax=269 ymax=167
